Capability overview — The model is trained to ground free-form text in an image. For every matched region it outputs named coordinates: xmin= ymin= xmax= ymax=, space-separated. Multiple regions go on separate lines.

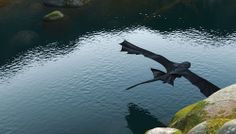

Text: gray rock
xmin=43 ymin=0 xmax=90 ymax=7
xmin=218 ymin=119 xmax=236 ymax=134
xmin=169 ymin=84 xmax=236 ymax=133
xmin=43 ymin=0 xmax=64 ymax=7
xmin=187 ymin=121 xmax=207 ymax=134
xmin=187 ymin=118 xmax=230 ymax=134
xmin=145 ymin=127 xmax=182 ymax=134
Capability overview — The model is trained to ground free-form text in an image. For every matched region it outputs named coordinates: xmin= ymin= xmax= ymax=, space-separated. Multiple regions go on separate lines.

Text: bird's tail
xmin=163 ymin=76 xmax=176 ymax=86
xmin=151 ymin=68 xmax=176 ymax=86
xmin=126 ymin=79 xmax=160 ymax=90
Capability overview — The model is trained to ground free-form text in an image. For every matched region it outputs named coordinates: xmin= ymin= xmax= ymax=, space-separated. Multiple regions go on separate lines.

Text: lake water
xmin=0 ymin=0 xmax=236 ymax=134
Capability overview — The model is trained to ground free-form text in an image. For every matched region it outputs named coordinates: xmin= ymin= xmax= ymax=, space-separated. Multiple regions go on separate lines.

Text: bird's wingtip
xmin=126 ymin=87 xmax=132 ymax=90
xmin=119 ymin=40 xmax=128 ymax=45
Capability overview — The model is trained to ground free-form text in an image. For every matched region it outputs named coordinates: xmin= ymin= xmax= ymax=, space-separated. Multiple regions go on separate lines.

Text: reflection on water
xmin=1 ymin=0 xmax=236 ymax=64
xmin=0 ymin=27 xmax=236 ymax=134
xmin=0 ymin=0 xmax=236 ymax=134
xmin=126 ymin=103 xmax=165 ymax=134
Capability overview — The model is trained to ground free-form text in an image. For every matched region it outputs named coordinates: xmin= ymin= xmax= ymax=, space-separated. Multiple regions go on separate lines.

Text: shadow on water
xmin=1 ymin=0 xmax=236 ymax=66
xmin=125 ymin=103 xmax=166 ymax=134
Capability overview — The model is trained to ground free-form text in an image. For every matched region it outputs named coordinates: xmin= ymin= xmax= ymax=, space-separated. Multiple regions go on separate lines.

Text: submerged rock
xmin=43 ymin=10 xmax=64 ymax=21
xmin=43 ymin=0 xmax=90 ymax=7
xmin=145 ymin=127 xmax=182 ymax=134
xmin=218 ymin=119 xmax=236 ymax=134
xmin=169 ymin=84 xmax=236 ymax=134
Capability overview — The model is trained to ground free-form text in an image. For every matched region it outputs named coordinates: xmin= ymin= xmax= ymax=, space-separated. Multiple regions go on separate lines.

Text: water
xmin=0 ymin=0 xmax=236 ymax=134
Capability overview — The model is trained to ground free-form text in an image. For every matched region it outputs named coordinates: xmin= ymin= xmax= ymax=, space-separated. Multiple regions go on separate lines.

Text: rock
xmin=218 ymin=119 xmax=236 ymax=134
xmin=145 ymin=127 xmax=182 ymax=134
xmin=168 ymin=100 xmax=207 ymax=133
xmin=43 ymin=0 xmax=90 ymax=7
xmin=43 ymin=0 xmax=64 ymax=7
xmin=43 ymin=10 xmax=64 ymax=21
xmin=187 ymin=121 xmax=207 ymax=134
xmin=187 ymin=118 xmax=230 ymax=134
xmin=169 ymin=84 xmax=236 ymax=134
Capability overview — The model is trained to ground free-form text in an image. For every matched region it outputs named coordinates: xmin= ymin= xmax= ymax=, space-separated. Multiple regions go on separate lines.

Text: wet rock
xmin=187 ymin=118 xmax=230 ymax=134
xmin=43 ymin=10 xmax=64 ymax=21
xmin=145 ymin=127 xmax=182 ymax=134
xmin=218 ymin=119 xmax=236 ymax=134
xmin=169 ymin=84 xmax=236 ymax=134
xmin=43 ymin=0 xmax=90 ymax=7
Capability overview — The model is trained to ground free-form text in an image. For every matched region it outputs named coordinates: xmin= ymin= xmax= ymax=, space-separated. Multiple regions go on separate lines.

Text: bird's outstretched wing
xmin=120 ymin=40 xmax=174 ymax=72
xmin=182 ymin=70 xmax=220 ymax=97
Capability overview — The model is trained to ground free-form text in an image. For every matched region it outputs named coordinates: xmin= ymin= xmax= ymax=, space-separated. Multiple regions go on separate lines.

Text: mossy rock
xmin=145 ymin=127 xmax=182 ymax=134
xmin=187 ymin=118 xmax=231 ymax=134
xmin=43 ymin=10 xmax=64 ymax=21
xmin=169 ymin=84 xmax=236 ymax=134
xmin=169 ymin=100 xmax=207 ymax=134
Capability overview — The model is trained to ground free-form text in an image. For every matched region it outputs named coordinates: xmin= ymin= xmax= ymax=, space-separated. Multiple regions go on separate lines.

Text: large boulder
xmin=145 ymin=127 xmax=182 ymax=134
xmin=169 ymin=84 xmax=236 ymax=134
xmin=43 ymin=0 xmax=91 ymax=7
xmin=218 ymin=119 xmax=236 ymax=134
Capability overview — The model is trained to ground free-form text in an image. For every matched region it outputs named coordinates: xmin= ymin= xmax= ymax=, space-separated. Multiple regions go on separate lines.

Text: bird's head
xmin=180 ymin=61 xmax=191 ymax=69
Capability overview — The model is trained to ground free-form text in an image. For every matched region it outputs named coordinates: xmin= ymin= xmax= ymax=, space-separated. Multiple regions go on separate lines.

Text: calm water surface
xmin=0 ymin=0 xmax=236 ymax=134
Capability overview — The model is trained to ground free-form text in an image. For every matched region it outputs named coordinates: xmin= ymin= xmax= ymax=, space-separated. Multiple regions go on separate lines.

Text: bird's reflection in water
xmin=125 ymin=103 xmax=166 ymax=134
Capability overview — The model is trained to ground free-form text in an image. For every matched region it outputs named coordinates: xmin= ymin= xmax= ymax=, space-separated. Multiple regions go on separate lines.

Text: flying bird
xmin=119 ymin=40 xmax=220 ymax=97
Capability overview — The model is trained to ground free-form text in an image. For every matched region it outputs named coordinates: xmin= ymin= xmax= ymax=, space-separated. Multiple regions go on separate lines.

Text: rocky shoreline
xmin=146 ymin=84 xmax=236 ymax=134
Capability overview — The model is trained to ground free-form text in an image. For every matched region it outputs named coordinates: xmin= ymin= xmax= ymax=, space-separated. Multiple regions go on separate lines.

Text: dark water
xmin=0 ymin=0 xmax=236 ymax=134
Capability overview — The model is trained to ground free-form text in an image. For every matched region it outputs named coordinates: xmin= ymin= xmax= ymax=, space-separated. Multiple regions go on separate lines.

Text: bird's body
xmin=120 ymin=40 xmax=220 ymax=97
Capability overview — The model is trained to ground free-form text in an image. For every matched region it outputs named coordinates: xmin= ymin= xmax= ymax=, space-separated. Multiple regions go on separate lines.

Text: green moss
xmin=43 ymin=10 xmax=64 ymax=21
xmin=170 ymin=103 xmax=197 ymax=125
xmin=169 ymin=100 xmax=208 ymax=134
xmin=172 ymin=129 xmax=182 ymax=134
xmin=206 ymin=118 xmax=231 ymax=134
xmin=45 ymin=11 xmax=62 ymax=17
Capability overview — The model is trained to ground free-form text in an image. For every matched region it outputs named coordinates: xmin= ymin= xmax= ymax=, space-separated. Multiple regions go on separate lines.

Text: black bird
xmin=120 ymin=40 xmax=220 ymax=97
